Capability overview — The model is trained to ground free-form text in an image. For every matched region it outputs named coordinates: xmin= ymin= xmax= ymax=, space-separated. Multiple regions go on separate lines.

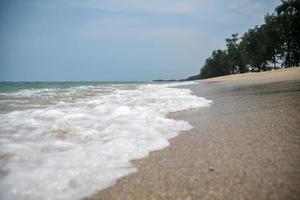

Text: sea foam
xmin=0 ymin=82 xmax=212 ymax=200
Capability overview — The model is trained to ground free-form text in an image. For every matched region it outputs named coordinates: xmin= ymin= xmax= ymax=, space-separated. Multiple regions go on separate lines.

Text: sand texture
xmin=203 ymin=67 xmax=300 ymax=85
xmin=87 ymin=68 xmax=300 ymax=200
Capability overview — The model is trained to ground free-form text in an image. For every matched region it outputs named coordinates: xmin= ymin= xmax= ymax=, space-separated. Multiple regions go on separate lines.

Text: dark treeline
xmin=195 ymin=0 xmax=300 ymax=79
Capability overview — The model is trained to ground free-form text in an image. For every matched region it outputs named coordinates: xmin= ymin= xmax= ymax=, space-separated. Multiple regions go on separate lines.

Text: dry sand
xmin=87 ymin=68 xmax=300 ymax=200
xmin=203 ymin=67 xmax=300 ymax=84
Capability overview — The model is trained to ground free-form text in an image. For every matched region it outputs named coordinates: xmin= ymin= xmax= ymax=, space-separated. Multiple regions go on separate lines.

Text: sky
xmin=0 ymin=0 xmax=280 ymax=81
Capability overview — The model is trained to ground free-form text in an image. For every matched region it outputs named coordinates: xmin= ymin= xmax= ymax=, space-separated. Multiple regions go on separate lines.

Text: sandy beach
xmin=87 ymin=68 xmax=300 ymax=200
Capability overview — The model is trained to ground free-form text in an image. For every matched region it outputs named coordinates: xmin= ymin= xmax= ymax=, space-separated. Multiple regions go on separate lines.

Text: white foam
xmin=0 ymin=82 xmax=212 ymax=200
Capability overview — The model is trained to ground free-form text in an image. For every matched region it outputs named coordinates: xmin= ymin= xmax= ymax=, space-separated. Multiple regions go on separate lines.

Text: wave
xmin=0 ymin=82 xmax=212 ymax=200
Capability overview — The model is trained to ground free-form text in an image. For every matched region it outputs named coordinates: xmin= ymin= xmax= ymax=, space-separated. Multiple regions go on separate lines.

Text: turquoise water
xmin=0 ymin=82 xmax=147 ymax=113
xmin=0 ymin=81 xmax=145 ymax=93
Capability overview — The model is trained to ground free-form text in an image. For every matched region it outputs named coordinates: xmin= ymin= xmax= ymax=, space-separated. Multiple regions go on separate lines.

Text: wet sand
xmin=87 ymin=68 xmax=300 ymax=200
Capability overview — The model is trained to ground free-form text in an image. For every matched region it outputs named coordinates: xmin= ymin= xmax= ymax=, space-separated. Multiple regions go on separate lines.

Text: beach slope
xmin=87 ymin=68 xmax=300 ymax=200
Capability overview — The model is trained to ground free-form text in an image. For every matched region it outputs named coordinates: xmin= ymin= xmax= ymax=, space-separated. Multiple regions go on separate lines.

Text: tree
xmin=240 ymin=27 xmax=268 ymax=72
xmin=196 ymin=0 xmax=300 ymax=80
xmin=263 ymin=13 xmax=282 ymax=69
xmin=225 ymin=33 xmax=247 ymax=73
xmin=275 ymin=0 xmax=300 ymax=67
xmin=199 ymin=50 xmax=231 ymax=78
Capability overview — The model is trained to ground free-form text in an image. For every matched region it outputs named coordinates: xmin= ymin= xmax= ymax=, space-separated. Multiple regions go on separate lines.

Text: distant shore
xmin=87 ymin=67 xmax=300 ymax=200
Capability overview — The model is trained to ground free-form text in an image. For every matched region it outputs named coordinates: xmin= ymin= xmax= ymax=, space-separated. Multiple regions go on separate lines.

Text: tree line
xmin=195 ymin=0 xmax=300 ymax=79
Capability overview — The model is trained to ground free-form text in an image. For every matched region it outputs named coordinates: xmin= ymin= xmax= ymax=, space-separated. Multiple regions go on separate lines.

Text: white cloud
xmin=33 ymin=0 xmax=280 ymax=77
xmin=75 ymin=16 xmax=221 ymax=76
xmin=36 ymin=0 xmax=279 ymax=21
xmin=64 ymin=0 xmax=200 ymax=14
xmin=62 ymin=0 xmax=279 ymax=20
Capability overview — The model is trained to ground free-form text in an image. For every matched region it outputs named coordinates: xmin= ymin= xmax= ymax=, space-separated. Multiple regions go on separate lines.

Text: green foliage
xmin=240 ymin=26 xmax=269 ymax=72
xmin=200 ymin=50 xmax=231 ymax=78
xmin=275 ymin=0 xmax=300 ymax=67
xmin=226 ymin=33 xmax=247 ymax=73
xmin=198 ymin=0 xmax=300 ymax=79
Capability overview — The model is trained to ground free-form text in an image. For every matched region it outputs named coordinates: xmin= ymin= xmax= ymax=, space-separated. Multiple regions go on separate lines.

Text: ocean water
xmin=0 ymin=81 xmax=212 ymax=200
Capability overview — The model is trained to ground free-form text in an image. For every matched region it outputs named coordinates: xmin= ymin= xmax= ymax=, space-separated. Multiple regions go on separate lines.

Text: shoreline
xmin=87 ymin=68 xmax=300 ymax=200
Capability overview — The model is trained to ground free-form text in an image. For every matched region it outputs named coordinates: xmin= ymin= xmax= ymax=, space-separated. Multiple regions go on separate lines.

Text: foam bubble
xmin=0 ymin=82 xmax=212 ymax=200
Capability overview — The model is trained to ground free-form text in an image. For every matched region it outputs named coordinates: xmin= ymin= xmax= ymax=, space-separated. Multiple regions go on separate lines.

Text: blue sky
xmin=0 ymin=0 xmax=280 ymax=81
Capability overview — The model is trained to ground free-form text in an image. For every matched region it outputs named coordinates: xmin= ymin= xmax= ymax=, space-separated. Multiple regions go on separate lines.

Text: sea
xmin=0 ymin=81 xmax=211 ymax=200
